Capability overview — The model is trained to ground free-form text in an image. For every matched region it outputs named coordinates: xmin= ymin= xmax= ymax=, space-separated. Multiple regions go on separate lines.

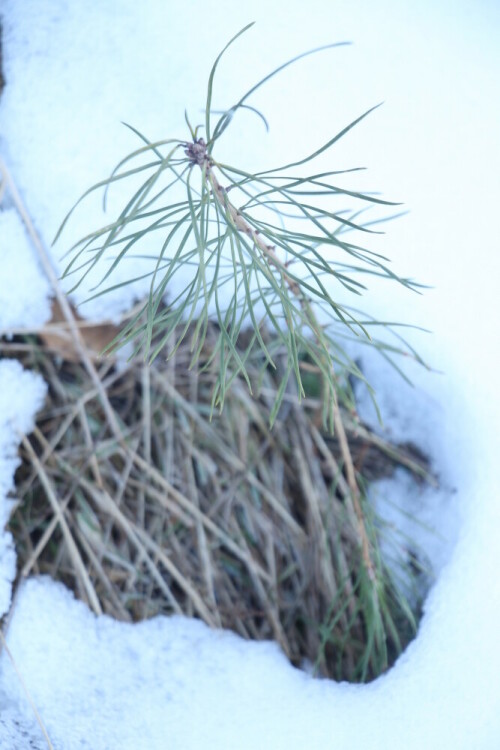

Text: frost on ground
xmin=0 ymin=0 xmax=499 ymax=748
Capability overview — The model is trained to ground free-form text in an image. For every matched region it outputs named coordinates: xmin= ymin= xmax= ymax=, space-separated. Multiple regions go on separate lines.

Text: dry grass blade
xmin=0 ymin=629 xmax=55 ymax=750
xmin=20 ymin=434 xmax=102 ymax=615
xmin=0 ymin=156 xmax=125 ymax=444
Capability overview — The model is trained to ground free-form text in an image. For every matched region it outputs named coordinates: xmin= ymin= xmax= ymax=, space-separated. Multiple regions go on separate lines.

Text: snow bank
xmin=0 ymin=0 xmax=499 ymax=748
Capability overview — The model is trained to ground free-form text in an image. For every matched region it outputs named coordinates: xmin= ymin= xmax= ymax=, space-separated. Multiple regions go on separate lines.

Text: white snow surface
xmin=0 ymin=360 xmax=46 ymax=618
xmin=0 ymin=0 xmax=499 ymax=748
xmin=0 ymin=209 xmax=52 ymax=330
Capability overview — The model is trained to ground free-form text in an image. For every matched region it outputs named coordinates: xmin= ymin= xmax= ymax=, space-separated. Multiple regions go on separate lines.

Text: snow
xmin=0 ymin=210 xmax=52 ymax=330
xmin=0 ymin=360 xmax=47 ymax=618
xmin=0 ymin=0 xmax=499 ymax=748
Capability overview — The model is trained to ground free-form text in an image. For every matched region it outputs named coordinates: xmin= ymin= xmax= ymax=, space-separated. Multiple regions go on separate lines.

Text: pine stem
xmin=203 ymin=157 xmax=377 ymax=584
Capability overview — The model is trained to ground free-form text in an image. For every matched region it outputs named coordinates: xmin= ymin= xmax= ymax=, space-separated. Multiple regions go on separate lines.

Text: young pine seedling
xmin=54 ymin=23 xmax=425 ymax=434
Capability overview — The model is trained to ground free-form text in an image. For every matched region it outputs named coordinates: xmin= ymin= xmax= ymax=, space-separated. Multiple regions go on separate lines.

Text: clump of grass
xmin=7 ymin=322 xmax=431 ymax=683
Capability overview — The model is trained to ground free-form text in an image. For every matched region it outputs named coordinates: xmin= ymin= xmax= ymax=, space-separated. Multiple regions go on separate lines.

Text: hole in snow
xmin=6 ymin=322 xmax=457 ymax=683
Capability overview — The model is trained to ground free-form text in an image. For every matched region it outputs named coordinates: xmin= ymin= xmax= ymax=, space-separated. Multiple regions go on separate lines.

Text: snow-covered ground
xmin=0 ymin=1 xmax=499 ymax=748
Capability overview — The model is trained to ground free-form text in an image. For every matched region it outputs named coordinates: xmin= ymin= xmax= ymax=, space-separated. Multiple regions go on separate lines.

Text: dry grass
xmin=5 ymin=319 xmax=432 ymax=683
